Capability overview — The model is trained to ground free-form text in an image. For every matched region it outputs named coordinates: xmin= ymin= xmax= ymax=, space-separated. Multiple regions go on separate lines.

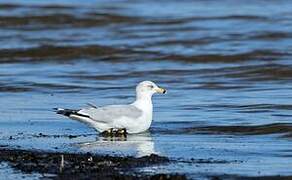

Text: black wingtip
xmin=54 ymin=108 xmax=74 ymax=116
xmin=54 ymin=108 xmax=88 ymax=118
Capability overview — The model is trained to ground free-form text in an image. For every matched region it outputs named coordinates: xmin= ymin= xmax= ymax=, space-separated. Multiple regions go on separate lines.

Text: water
xmin=0 ymin=0 xmax=292 ymax=178
xmin=0 ymin=162 xmax=45 ymax=179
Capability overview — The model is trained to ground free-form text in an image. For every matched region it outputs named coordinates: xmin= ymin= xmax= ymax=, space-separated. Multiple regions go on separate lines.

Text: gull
xmin=54 ymin=81 xmax=166 ymax=134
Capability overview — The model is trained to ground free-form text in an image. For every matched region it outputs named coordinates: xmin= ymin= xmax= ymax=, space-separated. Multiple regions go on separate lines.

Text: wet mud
xmin=0 ymin=148 xmax=185 ymax=180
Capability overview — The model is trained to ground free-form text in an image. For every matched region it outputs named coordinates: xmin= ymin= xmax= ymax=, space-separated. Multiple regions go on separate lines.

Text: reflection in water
xmin=76 ymin=132 xmax=156 ymax=157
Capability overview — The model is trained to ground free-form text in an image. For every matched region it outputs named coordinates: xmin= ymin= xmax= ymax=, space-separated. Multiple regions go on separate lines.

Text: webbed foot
xmin=116 ymin=128 xmax=127 ymax=136
xmin=101 ymin=128 xmax=127 ymax=137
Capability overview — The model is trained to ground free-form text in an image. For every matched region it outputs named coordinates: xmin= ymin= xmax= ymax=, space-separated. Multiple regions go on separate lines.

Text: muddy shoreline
xmin=0 ymin=147 xmax=186 ymax=180
xmin=1 ymin=147 xmax=291 ymax=180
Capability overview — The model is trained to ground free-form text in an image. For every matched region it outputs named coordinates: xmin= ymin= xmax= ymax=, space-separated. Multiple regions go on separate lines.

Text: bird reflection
xmin=76 ymin=132 xmax=157 ymax=157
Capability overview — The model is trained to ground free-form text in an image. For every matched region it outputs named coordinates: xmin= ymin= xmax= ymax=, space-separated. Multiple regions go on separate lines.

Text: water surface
xmin=0 ymin=0 xmax=292 ymax=178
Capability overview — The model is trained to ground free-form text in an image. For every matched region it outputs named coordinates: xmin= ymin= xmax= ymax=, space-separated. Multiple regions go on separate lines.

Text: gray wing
xmin=78 ymin=105 xmax=142 ymax=123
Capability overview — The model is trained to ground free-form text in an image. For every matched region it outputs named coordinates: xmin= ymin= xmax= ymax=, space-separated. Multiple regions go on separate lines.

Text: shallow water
xmin=0 ymin=162 xmax=45 ymax=179
xmin=1 ymin=0 xmax=292 ymax=178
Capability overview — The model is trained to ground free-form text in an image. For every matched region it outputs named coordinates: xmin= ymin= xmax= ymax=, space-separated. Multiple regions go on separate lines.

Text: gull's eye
xmin=148 ymin=85 xmax=154 ymax=89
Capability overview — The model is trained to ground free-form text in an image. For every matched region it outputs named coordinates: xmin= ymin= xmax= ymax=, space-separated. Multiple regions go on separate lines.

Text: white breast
xmin=127 ymin=99 xmax=153 ymax=133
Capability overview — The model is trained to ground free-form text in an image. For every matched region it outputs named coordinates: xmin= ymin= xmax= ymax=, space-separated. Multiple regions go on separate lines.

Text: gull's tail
xmin=54 ymin=103 xmax=97 ymax=118
xmin=54 ymin=108 xmax=96 ymax=129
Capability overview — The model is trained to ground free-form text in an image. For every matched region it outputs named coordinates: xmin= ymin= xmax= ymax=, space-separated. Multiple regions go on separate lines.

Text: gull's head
xmin=136 ymin=81 xmax=166 ymax=99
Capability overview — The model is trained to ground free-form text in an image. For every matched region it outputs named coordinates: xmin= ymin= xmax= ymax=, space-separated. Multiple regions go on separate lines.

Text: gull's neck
xmin=132 ymin=93 xmax=153 ymax=112
xmin=131 ymin=91 xmax=154 ymax=133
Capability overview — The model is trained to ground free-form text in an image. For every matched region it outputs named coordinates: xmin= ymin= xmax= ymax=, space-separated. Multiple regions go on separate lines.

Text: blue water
xmin=0 ymin=0 xmax=292 ymax=178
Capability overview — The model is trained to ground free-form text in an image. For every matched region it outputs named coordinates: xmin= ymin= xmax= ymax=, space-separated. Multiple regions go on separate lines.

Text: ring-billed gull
xmin=54 ymin=81 xmax=166 ymax=134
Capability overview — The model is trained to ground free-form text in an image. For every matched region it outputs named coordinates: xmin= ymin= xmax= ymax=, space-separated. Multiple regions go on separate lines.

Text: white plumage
xmin=55 ymin=81 xmax=166 ymax=134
